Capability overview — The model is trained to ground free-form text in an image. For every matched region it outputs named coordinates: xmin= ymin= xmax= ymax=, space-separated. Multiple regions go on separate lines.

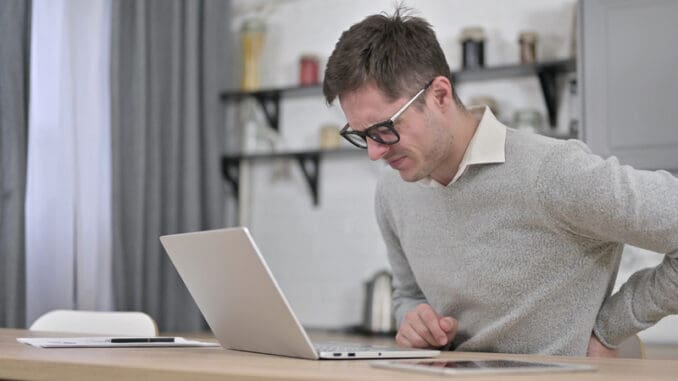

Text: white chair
xmin=30 ymin=309 xmax=158 ymax=336
xmin=617 ymin=334 xmax=646 ymax=359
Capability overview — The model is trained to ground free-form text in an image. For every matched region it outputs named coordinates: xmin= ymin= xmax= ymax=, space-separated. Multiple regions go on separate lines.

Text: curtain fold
xmin=25 ymin=0 xmax=113 ymax=326
xmin=111 ymin=0 xmax=232 ymax=332
xmin=0 ymin=0 xmax=30 ymax=328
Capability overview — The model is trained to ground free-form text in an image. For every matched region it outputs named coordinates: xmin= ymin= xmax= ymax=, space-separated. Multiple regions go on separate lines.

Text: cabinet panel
xmin=580 ymin=0 xmax=678 ymax=170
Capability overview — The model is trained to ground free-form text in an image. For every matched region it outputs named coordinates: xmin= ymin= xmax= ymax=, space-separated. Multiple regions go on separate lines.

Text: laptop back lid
xmin=160 ymin=227 xmax=318 ymax=359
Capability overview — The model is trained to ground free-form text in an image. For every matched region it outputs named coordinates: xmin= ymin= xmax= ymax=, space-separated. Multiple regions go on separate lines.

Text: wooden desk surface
xmin=1 ymin=328 xmax=677 ymax=381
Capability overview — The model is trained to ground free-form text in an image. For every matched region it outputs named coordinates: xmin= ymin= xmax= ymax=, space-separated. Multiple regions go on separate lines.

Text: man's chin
xmin=395 ymin=168 xmax=424 ymax=182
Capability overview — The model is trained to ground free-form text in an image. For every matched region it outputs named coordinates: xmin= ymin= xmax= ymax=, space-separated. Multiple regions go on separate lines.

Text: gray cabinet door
xmin=579 ymin=0 xmax=678 ymax=170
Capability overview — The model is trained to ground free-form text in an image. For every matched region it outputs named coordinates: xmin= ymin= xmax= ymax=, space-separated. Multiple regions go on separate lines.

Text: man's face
xmin=339 ymin=83 xmax=453 ymax=182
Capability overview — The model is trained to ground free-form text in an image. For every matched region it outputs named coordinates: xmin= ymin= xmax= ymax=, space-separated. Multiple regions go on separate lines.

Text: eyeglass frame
xmin=339 ymin=79 xmax=435 ymax=149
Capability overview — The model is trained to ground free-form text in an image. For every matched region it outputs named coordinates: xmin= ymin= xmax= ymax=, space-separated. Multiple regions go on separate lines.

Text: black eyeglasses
xmin=340 ymin=80 xmax=434 ymax=149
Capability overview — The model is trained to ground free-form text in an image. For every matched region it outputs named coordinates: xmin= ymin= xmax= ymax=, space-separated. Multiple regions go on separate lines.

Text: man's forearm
xmin=595 ymin=253 xmax=678 ymax=347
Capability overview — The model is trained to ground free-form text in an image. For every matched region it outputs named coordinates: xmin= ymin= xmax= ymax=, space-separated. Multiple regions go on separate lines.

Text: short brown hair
xmin=323 ymin=7 xmax=460 ymax=106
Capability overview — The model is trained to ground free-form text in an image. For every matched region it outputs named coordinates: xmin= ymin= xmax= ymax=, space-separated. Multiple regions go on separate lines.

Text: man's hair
xmin=323 ymin=7 xmax=461 ymax=106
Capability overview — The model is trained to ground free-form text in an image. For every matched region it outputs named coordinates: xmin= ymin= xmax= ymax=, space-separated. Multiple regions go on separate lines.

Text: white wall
xmin=228 ymin=0 xmax=677 ymax=344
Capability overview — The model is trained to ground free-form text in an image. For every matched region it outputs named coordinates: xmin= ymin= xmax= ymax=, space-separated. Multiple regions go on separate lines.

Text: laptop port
xmin=333 ymin=353 xmax=341 ymax=357
xmin=348 ymin=353 xmax=356 ymax=357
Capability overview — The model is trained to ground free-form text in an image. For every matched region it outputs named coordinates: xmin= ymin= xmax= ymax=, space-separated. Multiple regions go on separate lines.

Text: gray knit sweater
xmin=375 ymin=129 xmax=678 ymax=356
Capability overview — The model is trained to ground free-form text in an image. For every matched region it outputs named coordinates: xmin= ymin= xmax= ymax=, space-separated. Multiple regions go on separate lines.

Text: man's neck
xmin=430 ymin=107 xmax=481 ymax=186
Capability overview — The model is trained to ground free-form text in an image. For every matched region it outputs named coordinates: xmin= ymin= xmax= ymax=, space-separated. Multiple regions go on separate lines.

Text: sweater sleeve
xmin=536 ymin=140 xmax=678 ymax=347
xmin=374 ymin=176 xmax=427 ymax=327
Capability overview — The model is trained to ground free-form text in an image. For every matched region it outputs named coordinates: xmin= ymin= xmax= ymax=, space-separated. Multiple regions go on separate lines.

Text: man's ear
xmin=429 ymin=76 xmax=454 ymax=112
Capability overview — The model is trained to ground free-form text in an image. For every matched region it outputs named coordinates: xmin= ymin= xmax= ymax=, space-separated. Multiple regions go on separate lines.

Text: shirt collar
xmin=418 ymin=106 xmax=506 ymax=187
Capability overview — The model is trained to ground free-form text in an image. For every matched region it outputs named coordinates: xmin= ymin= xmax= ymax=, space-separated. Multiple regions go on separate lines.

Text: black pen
xmin=110 ymin=337 xmax=175 ymax=343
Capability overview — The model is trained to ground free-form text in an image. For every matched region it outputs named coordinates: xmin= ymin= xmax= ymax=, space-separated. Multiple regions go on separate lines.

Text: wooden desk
xmin=1 ymin=328 xmax=676 ymax=381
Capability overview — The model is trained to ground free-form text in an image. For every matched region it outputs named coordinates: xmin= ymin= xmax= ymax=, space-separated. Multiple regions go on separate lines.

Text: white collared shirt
xmin=418 ymin=106 xmax=506 ymax=188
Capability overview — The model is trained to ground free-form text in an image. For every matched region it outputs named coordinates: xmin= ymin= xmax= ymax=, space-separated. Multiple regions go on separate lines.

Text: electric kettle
xmin=362 ymin=270 xmax=396 ymax=334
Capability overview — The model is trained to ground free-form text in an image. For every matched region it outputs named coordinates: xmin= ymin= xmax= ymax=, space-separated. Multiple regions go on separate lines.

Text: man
xmin=322 ymin=8 xmax=678 ymax=357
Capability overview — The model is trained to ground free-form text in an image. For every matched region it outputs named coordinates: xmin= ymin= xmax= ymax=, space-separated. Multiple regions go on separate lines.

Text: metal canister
xmin=460 ymin=26 xmax=486 ymax=69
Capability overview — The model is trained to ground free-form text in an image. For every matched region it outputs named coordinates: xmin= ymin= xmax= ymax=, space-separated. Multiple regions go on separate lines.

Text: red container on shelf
xmin=299 ymin=55 xmax=320 ymax=86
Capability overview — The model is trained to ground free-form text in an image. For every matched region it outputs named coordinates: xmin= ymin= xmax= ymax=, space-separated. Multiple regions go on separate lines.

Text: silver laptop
xmin=160 ymin=227 xmax=440 ymax=360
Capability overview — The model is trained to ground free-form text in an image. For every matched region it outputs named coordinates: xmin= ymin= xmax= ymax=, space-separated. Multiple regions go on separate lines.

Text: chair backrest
xmin=617 ymin=334 xmax=646 ymax=359
xmin=30 ymin=310 xmax=158 ymax=336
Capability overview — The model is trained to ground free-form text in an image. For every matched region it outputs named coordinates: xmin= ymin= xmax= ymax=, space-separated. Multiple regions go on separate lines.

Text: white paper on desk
xmin=17 ymin=337 xmax=221 ymax=348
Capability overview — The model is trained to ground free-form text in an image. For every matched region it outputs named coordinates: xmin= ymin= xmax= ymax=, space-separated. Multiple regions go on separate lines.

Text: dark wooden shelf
xmin=220 ymin=84 xmax=322 ymax=101
xmin=451 ymin=59 xmax=575 ymax=82
xmin=219 ymin=58 xmax=575 ymax=130
xmin=219 ymin=86 xmax=322 ymax=131
xmin=222 ymin=147 xmax=361 ymax=161
xmin=221 ymin=148 xmax=363 ymax=206
xmin=219 ymin=59 xmax=576 ymax=206
xmin=219 ymin=59 xmax=574 ymax=99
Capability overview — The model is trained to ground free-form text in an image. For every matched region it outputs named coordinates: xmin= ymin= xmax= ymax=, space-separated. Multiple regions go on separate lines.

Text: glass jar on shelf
xmin=518 ymin=31 xmax=538 ymax=64
xmin=318 ymin=124 xmax=340 ymax=149
xmin=299 ymin=54 xmax=320 ymax=86
xmin=513 ymin=109 xmax=544 ymax=134
xmin=468 ymin=95 xmax=501 ymax=120
xmin=240 ymin=18 xmax=266 ymax=91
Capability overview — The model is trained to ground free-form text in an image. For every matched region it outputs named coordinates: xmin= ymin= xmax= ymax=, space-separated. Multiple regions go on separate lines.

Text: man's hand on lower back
xmin=587 ymin=334 xmax=619 ymax=357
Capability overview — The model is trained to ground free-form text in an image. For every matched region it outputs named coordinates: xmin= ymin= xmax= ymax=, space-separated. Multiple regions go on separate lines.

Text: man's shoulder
xmin=505 ymin=129 xmax=591 ymax=165
xmin=506 ymin=128 xmax=563 ymax=151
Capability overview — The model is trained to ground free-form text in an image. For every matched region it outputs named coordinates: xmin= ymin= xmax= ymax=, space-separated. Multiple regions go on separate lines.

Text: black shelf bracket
xmin=537 ymin=67 xmax=561 ymax=128
xmin=293 ymin=153 xmax=321 ymax=206
xmin=253 ymin=92 xmax=281 ymax=131
xmin=221 ymin=157 xmax=241 ymax=199
xmin=448 ymin=59 xmax=575 ymax=128
xmin=221 ymin=151 xmax=325 ymax=207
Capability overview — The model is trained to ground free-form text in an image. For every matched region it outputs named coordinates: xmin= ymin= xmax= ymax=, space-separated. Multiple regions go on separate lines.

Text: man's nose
xmin=367 ymin=138 xmax=389 ymax=161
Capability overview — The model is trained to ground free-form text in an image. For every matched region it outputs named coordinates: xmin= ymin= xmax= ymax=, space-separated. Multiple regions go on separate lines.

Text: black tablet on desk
xmin=370 ymin=359 xmax=596 ymax=376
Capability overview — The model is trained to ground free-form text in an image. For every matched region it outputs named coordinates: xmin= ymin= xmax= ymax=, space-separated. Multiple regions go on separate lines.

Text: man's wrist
xmin=592 ymin=326 xmax=617 ymax=349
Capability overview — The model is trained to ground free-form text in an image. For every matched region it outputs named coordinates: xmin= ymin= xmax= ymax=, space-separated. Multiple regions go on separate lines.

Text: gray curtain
xmin=0 ymin=0 xmax=30 ymax=328
xmin=110 ymin=0 xmax=233 ymax=332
